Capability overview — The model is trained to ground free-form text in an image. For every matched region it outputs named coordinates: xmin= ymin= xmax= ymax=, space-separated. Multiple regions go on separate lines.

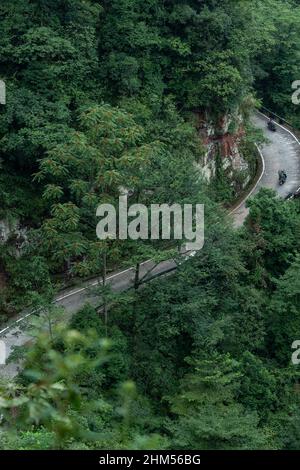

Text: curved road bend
xmin=232 ymin=112 xmax=300 ymax=226
xmin=1 ymin=112 xmax=300 ymax=378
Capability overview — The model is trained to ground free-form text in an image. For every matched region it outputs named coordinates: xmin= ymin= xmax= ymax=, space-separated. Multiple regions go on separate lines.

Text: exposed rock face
xmin=0 ymin=219 xmax=28 ymax=290
xmin=0 ymin=219 xmax=27 ymax=254
xmin=0 ymin=219 xmax=16 ymax=244
xmin=195 ymin=110 xmax=252 ymax=193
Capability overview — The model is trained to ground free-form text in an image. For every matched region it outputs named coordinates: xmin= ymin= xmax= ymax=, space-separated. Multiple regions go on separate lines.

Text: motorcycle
xmin=278 ymin=170 xmax=287 ymax=186
xmin=268 ymin=120 xmax=276 ymax=132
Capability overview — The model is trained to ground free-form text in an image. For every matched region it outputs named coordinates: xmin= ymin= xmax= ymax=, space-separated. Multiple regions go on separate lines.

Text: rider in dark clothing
xmin=278 ymin=169 xmax=287 ymax=184
xmin=268 ymin=119 xmax=276 ymax=131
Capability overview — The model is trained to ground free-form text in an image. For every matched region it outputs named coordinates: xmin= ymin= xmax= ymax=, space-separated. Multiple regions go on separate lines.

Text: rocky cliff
xmin=195 ymin=110 xmax=255 ymax=201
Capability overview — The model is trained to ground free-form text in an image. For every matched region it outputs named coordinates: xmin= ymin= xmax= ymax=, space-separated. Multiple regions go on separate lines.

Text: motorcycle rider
xmin=268 ymin=118 xmax=276 ymax=131
xmin=278 ymin=169 xmax=287 ymax=184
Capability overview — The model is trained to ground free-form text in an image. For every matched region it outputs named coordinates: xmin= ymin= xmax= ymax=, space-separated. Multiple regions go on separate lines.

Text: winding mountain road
xmin=1 ymin=111 xmax=300 ymax=379
xmin=233 ymin=112 xmax=300 ymax=225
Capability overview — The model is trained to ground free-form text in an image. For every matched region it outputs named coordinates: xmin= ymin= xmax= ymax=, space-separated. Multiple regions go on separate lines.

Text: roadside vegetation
xmin=1 ymin=0 xmax=300 ymax=450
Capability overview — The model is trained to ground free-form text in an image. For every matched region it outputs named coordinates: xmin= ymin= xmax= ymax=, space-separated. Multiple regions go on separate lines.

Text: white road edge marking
xmin=0 ymin=260 xmax=152 ymax=335
xmin=257 ymin=110 xmax=300 ymax=192
xmin=229 ymin=143 xmax=265 ymax=215
xmin=1 ymin=111 xmax=298 ymax=338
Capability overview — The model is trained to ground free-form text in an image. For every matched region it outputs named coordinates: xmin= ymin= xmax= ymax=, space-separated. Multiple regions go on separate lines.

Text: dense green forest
xmin=1 ymin=0 xmax=300 ymax=451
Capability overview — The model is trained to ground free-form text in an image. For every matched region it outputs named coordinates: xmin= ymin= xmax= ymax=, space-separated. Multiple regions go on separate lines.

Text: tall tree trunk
xmin=134 ymin=262 xmax=140 ymax=290
xmin=102 ymin=250 xmax=108 ymax=336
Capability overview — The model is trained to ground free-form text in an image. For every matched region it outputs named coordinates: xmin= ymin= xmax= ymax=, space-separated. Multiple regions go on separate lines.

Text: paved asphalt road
xmin=233 ymin=112 xmax=300 ymax=226
xmin=1 ymin=111 xmax=300 ymax=378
